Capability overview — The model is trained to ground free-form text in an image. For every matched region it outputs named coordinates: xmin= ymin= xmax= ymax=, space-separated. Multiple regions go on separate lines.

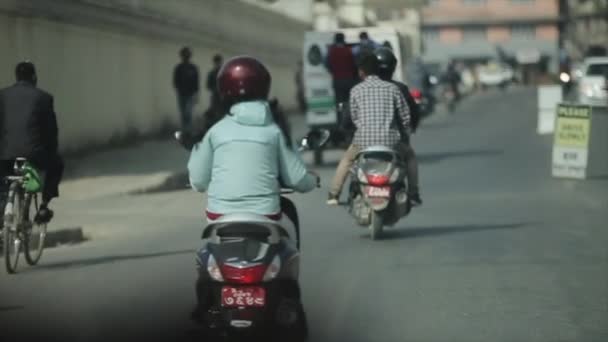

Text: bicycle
xmin=1 ymin=158 xmax=48 ymax=274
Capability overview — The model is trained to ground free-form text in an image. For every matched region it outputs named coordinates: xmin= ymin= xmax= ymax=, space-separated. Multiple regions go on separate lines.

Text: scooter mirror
xmin=174 ymin=131 xmax=194 ymax=150
xmin=299 ymin=129 xmax=330 ymax=151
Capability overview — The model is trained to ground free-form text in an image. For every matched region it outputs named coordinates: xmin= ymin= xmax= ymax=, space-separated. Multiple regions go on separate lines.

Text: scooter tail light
xmin=366 ymin=174 xmax=390 ymax=186
xmin=220 ymin=263 xmax=267 ymax=284
xmin=263 ymin=255 xmax=282 ymax=281
xmin=410 ymin=88 xmax=422 ymax=99
xmin=207 ymin=254 xmax=224 ymax=282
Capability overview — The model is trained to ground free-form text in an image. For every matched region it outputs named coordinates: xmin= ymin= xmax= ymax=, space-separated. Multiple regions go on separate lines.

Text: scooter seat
xmin=203 ymin=213 xmax=289 ymax=244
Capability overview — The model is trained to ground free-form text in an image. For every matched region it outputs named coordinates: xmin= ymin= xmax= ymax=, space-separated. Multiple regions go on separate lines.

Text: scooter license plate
xmin=365 ymin=186 xmax=391 ymax=198
xmin=221 ymin=286 xmax=266 ymax=307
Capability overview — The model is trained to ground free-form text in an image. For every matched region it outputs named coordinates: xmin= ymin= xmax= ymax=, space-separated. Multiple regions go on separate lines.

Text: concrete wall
xmin=0 ymin=0 xmax=308 ymax=154
xmin=239 ymin=0 xmax=313 ymax=23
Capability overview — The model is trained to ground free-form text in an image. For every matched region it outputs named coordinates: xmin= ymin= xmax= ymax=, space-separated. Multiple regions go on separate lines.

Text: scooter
xmin=175 ymin=128 xmax=329 ymax=340
xmin=347 ymin=146 xmax=411 ymax=240
xmin=409 ymin=87 xmax=435 ymax=117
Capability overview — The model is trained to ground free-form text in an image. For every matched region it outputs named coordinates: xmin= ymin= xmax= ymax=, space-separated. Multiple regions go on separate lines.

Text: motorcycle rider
xmin=0 ymin=61 xmax=64 ymax=224
xmin=187 ymin=55 xmax=319 ymax=236
xmin=443 ymin=60 xmax=461 ymax=101
xmin=374 ymin=47 xmax=423 ymax=205
xmin=327 ymin=52 xmax=418 ymax=206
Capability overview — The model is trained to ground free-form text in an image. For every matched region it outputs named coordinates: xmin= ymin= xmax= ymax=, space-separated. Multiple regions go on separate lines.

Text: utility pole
xmin=558 ymin=0 xmax=569 ymax=50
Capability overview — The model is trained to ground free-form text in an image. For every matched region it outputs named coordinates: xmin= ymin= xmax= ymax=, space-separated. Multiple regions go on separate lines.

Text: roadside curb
xmin=0 ymin=227 xmax=86 ymax=255
xmin=129 ymin=171 xmax=190 ymax=195
xmin=45 ymin=227 xmax=87 ymax=248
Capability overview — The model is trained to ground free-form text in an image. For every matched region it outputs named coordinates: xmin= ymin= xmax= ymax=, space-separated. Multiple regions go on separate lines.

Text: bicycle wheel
xmin=3 ymin=188 xmax=23 ymax=274
xmin=24 ymin=194 xmax=46 ymax=266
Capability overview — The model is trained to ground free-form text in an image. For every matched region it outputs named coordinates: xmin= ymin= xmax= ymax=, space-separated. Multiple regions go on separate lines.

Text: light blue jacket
xmin=187 ymin=100 xmax=317 ymax=215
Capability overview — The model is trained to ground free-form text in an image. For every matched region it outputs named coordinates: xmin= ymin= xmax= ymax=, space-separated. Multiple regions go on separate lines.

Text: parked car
xmin=478 ymin=62 xmax=514 ymax=88
xmin=577 ymin=57 xmax=608 ymax=107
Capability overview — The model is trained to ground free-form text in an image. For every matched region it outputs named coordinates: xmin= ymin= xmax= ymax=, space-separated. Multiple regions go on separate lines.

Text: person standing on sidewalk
xmin=173 ymin=47 xmax=200 ymax=131
xmin=204 ymin=54 xmax=223 ymax=125
xmin=0 ymin=61 xmax=64 ymax=224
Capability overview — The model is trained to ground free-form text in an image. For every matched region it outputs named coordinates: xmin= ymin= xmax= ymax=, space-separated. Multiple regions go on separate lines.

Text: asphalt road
xmin=1 ymin=86 xmax=607 ymax=342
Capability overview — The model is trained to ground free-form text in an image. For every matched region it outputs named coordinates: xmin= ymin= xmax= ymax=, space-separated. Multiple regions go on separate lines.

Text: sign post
xmin=552 ymin=103 xmax=592 ymax=179
xmin=537 ymin=85 xmax=562 ymax=134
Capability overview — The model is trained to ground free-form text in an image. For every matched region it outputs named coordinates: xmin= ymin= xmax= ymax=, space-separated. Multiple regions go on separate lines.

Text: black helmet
xmin=374 ymin=47 xmax=397 ymax=80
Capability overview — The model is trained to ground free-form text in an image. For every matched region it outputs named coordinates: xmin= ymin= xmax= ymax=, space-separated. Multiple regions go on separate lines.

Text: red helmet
xmin=217 ymin=56 xmax=271 ymax=104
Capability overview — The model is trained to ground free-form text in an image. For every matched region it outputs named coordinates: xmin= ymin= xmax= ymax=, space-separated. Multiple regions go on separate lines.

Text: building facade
xmin=562 ymin=0 xmax=608 ymax=60
xmin=421 ymin=0 xmax=560 ymax=71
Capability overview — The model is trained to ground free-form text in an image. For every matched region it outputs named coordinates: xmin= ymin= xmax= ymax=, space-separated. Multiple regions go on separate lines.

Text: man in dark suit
xmin=173 ymin=47 xmax=200 ymax=131
xmin=0 ymin=61 xmax=64 ymax=223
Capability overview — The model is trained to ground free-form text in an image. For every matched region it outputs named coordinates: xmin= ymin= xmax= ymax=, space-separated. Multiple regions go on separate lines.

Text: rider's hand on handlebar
xmin=308 ymin=170 xmax=321 ymax=187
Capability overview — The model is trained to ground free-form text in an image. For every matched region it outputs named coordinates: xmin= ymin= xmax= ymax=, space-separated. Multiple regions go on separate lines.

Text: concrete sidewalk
xmin=59 ymin=113 xmax=309 ymax=200
xmin=60 ymin=139 xmax=190 ymax=200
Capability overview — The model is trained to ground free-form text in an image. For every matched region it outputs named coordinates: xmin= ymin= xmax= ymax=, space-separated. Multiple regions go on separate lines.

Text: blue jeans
xmin=177 ymin=94 xmax=195 ymax=130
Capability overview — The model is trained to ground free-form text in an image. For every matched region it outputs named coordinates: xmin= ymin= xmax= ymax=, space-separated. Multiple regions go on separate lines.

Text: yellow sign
xmin=554 ymin=104 xmax=591 ymax=148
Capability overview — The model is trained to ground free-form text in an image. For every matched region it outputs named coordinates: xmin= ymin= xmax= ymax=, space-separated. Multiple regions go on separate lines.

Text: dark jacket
xmin=391 ymin=80 xmax=421 ymax=132
xmin=174 ymin=62 xmax=200 ymax=96
xmin=206 ymin=66 xmax=220 ymax=93
xmin=340 ymin=79 xmax=421 ymax=135
xmin=0 ymin=82 xmax=58 ymax=160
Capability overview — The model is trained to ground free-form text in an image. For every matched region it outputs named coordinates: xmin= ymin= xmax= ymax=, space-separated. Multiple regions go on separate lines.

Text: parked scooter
xmin=347 ymin=146 xmax=411 ymax=240
xmin=175 ymin=128 xmax=329 ymax=340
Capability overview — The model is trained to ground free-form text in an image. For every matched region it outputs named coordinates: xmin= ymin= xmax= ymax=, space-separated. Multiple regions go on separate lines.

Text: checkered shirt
xmin=349 ymin=75 xmax=410 ymax=149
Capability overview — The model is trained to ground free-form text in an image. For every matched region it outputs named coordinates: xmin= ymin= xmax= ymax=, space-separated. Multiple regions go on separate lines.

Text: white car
xmin=478 ymin=63 xmax=513 ymax=87
xmin=577 ymin=57 xmax=608 ymax=107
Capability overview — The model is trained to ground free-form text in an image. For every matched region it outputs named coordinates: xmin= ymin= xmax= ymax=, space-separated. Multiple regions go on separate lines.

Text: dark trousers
xmin=0 ymin=153 xmax=64 ymax=204
xmin=280 ymin=196 xmax=300 ymax=248
xmin=177 ymin=94 xmax=195 ymax=130
xmin=333 ymin=78 xmax=357 ymax=105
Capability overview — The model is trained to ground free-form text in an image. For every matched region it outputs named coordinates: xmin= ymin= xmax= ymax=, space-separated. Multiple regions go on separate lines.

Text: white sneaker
xmin=327 ymin=194 xmax=339 ymax=206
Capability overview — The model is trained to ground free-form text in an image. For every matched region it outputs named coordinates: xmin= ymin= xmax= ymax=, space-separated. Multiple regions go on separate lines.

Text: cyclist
xmin=0 ymin=61 xmax=64 ymax=224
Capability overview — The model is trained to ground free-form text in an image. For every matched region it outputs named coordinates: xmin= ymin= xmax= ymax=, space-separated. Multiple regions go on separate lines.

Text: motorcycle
xmin=175 ymin=128 xmax=330 ymax=340
xmin=559 ymin=71 xmax=573 ymax=98
xmin=441 ymin=84 xmax=457 ymax=113
xmin=409 ymin=87 xmax=435 ymax=117
xmin=347 ymin=146 xmax=411 ymax=240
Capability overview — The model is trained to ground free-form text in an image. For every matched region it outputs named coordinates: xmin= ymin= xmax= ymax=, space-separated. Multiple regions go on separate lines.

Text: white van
xmin=302 ymin=27 xmax=403 ymax=164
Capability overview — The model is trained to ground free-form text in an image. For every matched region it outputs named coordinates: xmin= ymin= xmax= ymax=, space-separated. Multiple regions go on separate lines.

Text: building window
xmin=423 ymin=28 xmax=440 ymax=42
xmin=463 ymin=27 xmax=486 ymax=41
xmin=463 ymin=0 xmax=487 ymax=5
xmin=511 ymin=24 xmax=535 ymax=40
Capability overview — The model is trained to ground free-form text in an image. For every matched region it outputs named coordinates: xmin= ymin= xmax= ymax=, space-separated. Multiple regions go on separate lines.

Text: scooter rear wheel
xmin=369 ymin=211 xmax=383 ymax=240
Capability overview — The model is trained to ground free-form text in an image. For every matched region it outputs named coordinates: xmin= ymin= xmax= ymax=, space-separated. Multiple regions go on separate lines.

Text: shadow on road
xmin=0 ymin=305 xmax=24 ymax=312
xmin=27 ymin=249 xmax=193 ymax=271
xmin=418 ymin=149 xmax=503 ymax=164
xmin=381 ymin=222 xmax=530 ymax=240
